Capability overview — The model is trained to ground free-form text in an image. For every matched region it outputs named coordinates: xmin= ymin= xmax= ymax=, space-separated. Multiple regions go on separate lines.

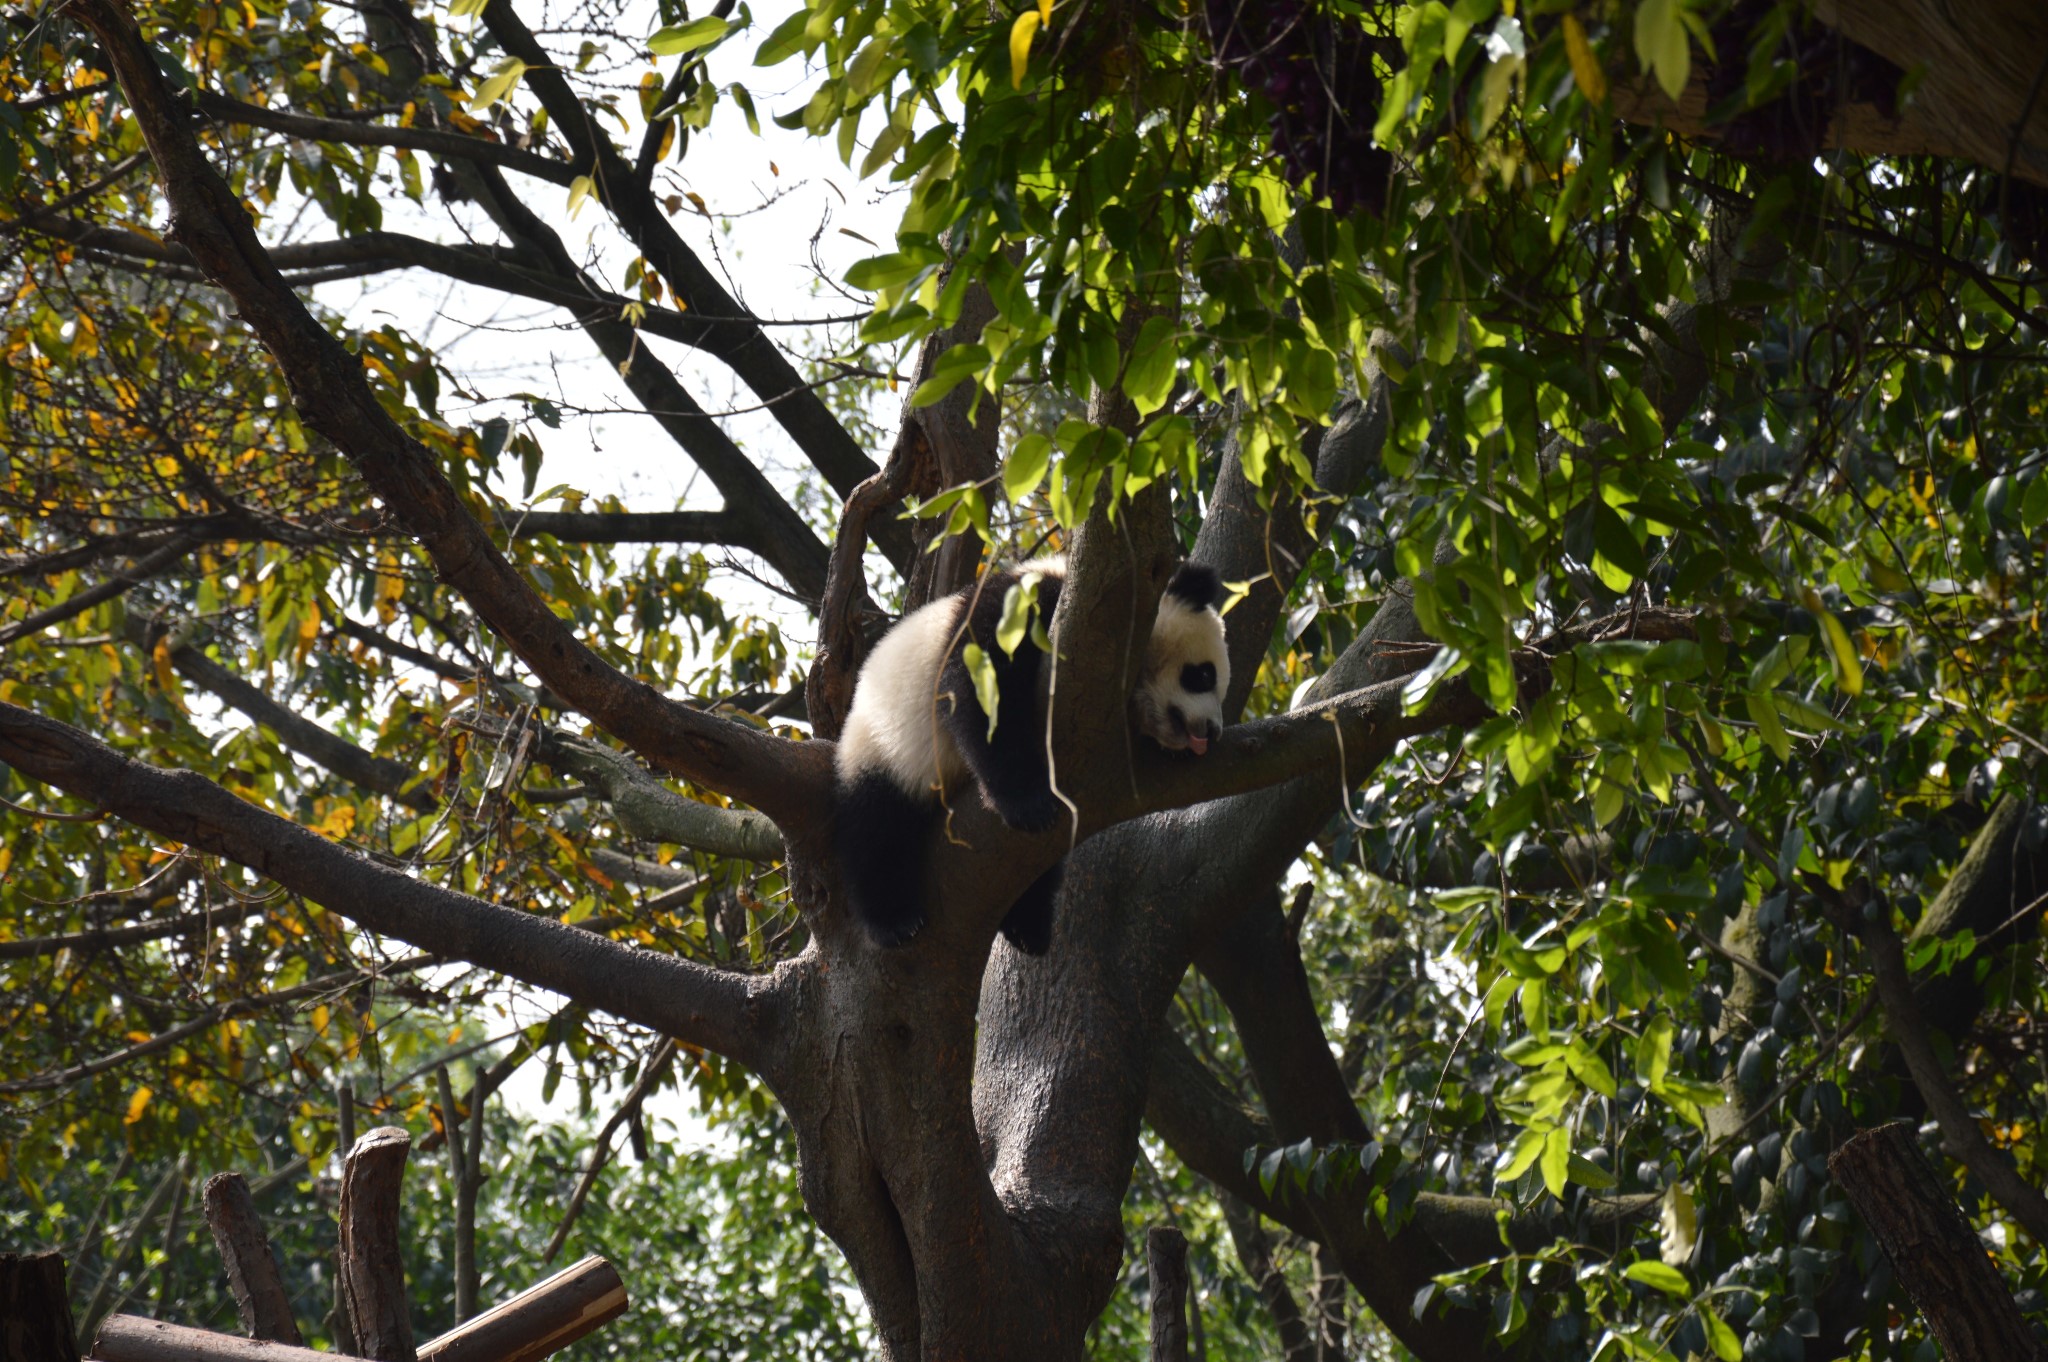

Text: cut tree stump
xmin=1146 ymin=1226 xmax=1189 ymax=1362
xmin=1829 ymin=1121 xmax=2048 ymax=1362
xmin=200 ymin=1173 xmax=302 ymax=1345
xmin=0 ymin=1252 xmax=82 ymax=1362
xmin=337 ymin=1128 xmax=416 ymax=1362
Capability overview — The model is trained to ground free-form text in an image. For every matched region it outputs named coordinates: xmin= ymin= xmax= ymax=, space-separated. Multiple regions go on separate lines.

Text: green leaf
xmin=650 ymin=16 xmax=731 ymax=56
xmin=1634 ymin=1014 xmax=1673 ymax=1090
xmin=1004 ymin=434 xmax=1052 ymax=503
xmin=1122 ymin=315 xmax=1179 ymax=416
xmin=910 ymin=343 xmax=991 ymax=408
xmin=1539 ymin=1125 xmax=1570 ymax=1199
xmin=1701 ymin=1307 xmax=1743 ymax=1361
xmin=1623 ymin=1260 xmax=1690 ymax=1296
xmin=1496 ymin=1127 xmax=1546 ymax=1182
xmin=995 ymin=576 xmax=1042 ymax=657
xmin=1746 ymin=690 xmax=1793 ymax=762
xmin=962 ymin=642 xmax=1001 ymax=741
xmin=1801 ymin=589 xmax=1864 ymax=696
xmin=1633 ymin=0 xmax=1691 ymax=100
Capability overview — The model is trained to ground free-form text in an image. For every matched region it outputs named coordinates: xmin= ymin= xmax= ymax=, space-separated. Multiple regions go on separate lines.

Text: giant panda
xmin=832 ymin=556 xmax=1230 ymax=954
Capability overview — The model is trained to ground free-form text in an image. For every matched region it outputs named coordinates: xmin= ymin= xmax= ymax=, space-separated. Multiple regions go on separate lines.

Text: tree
xmin=4 ymin=0 xmax=2048 ymax=1358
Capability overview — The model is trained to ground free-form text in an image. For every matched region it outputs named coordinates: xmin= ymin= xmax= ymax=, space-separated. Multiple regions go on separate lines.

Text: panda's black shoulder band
xmin=1164 ymin=561 xmax=1225 ymax=611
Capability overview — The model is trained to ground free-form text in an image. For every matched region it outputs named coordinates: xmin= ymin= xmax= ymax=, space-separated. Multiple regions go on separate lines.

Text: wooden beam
xmin=200 ymin=1173 xmax=302 ymax=1345
xmin=89 ymin=1256 xmax=627 ymax=1362
xmin=417 ymin=1257 xmax=628 ymax=1362
xmin=337 ymin=1128 xmax=416 ymax=1362
xmin=0 ymin=1252 xmax=82 ymax=1362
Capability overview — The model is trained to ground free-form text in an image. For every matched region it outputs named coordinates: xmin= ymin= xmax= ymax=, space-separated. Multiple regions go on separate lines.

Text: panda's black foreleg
xmin=998 ymin=856 xmax=1065 ymax=955
xmin=833 ymin=771 xmax=936 ymax=947
xmin=939 ymin=636 xmax=1064 ymax=833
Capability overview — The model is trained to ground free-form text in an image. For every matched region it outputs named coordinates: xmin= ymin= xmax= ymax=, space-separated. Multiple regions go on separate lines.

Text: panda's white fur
xmin=832 ymin=556 xmax=1230 ymax=954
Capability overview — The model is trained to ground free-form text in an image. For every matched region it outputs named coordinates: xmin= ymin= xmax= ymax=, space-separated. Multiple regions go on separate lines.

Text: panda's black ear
xmin=1165 ymin=561 xmax=1225 ymax=612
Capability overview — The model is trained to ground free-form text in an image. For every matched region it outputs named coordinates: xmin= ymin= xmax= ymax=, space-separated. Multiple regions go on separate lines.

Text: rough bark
xmin=200 ymin=1174 xmax=302 ymax=1345
xmin=1828 ymin=1122 xmax=2048 ymax=1362
xmin=0 ymin=1253 xmax=81 ymax=1362
xmin=336 ymin=1128 xmax=417 ymax=1362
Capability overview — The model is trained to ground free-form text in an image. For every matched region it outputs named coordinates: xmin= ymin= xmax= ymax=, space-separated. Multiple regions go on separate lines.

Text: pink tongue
xmin=1187 ymin=733 xmax=1209 ymax=756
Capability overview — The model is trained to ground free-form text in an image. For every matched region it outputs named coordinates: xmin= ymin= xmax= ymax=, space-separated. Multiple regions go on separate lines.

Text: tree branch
xmin=1857 ymin=900 xmax=2048 ymax=1246
xmin=0 ymin=902 xmax=262 ymax=960
xmin=190 ymin=90 xmax=577 ymax=188
xmin=539 ymin=731 xmax=783 ymax=861
xmin=0 ymin=957 xmax=430 ymax=1094
xmin=0 ymin=699 xmax=791 ymax=1073
xmin=137 ymin=622 xmax=437 ymax=811
xmin=65 ymin=0 xmax=828 ymax=828
xmin=0 ymin=534 xmax=196 ymax=647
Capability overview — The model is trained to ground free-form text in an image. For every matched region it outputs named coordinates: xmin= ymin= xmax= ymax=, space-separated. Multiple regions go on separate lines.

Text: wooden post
xmin=200 ymin=1173 xmax=303 ymax=1345
xmin=337 ymin=1127 xmax=416 ymax=1362
xmin=0 ymin=1252 xmax=81 ymax=1362
xmin=91 ymin=1254 xmax=627 ymax=1362
xmin=1147 ymin=1226 xmax=1190 ymax=1362
xmin=1829 ymin=1121 xmax=2048 ymax=1362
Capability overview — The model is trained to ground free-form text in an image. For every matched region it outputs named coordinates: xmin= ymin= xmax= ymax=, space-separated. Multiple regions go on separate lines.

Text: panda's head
xmin=1134 ymin=562 xmax=1231 ymax=755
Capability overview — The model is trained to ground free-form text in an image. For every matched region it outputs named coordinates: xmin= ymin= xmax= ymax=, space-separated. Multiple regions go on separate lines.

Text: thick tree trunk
xmin=0 ymin=1253 xmax=81 ymax=1362
xmin=1828 ymin=1122 xmax=2047 ymax=1362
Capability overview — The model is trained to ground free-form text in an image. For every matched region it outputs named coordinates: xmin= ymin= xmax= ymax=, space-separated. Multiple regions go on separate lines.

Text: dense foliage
xmin=4 ymin=0 xmax=2047 ymax=1356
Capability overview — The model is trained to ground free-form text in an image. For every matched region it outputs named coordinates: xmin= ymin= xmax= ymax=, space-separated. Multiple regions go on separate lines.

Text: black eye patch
xmin=1179 ymin=662 xmax=1216 ymax=694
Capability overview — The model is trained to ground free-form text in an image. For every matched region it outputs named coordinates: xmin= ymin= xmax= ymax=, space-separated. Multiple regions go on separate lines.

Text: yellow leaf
xmin=1037 ymin=0 xmax=1051 ymax=22
xmin=124 ymin=1085 xmax=153 ymax=1125
xmin=150 ymin=640 xmax=186 ymax=713
xmin=567 ymin=174 xmax=596 ymax=218
xmin=313 ymin=1005 xmax=331 ymax=1036
xmin=1561 ymin=14 xmax=1606 ymax=102
xmin=1009 ymin=11 xmax=1041 ymax=90
xmin=1801 ymin=588 xmax=1865 ymax=697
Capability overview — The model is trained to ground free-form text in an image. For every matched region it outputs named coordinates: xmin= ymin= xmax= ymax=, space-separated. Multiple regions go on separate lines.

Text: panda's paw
xmin=991 ymin=787 xmax=1064 ymax=834
xmin=854 ymin=902 xmax=925 ymax=948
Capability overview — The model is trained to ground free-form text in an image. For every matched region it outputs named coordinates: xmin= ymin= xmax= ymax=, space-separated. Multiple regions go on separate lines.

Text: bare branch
xmin=541 ymin=733 xmax=783 ymax=862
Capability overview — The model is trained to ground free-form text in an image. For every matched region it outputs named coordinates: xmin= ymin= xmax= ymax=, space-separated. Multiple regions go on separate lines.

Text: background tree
xmin=4 ymin=0 xmax=2048 ymax=1358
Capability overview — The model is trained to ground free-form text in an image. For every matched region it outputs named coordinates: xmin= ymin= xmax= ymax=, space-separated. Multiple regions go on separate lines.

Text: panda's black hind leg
xmin=998 ymin=857 xmax=1065 ymax=956
xmin=833 ymin=771 xmax=935 ymax=947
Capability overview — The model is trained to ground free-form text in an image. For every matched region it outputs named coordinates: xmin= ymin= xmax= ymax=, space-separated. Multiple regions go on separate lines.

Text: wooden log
xmin=0 ymin=1252 xmax=81 ymax=1362
xmin=417 ymin=1256 xmax=627 ymax=1362
xmin=1829 ymin=1121 xmax=2048 ymax=1362
xmin=337 ymin=1127 xmax=416 ymax=1362
xmin=1146 ymin=1226 xmax=1189 ymax=1362
xmin=199 ymin=1173 xmax=302 ymax=1345
xmin=89 ymin=1255 xmax=627 ymax=1362
xmin=90 ymin=1319 xmax=339 ymax=1362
